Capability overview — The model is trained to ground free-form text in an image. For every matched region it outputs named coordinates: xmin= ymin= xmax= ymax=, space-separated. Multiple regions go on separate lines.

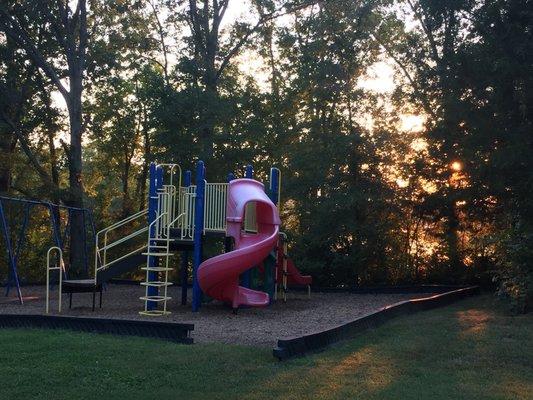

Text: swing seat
xmin=62 ymin=279 xmax=103 ymax=311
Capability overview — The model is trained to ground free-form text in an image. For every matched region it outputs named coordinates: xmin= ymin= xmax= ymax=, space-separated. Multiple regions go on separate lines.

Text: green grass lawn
xmin=0 ymin=295 xmax=531 ymax=400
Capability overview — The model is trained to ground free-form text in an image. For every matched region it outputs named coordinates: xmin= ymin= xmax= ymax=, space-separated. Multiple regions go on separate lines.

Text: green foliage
xmin=493 ymin=224 xmax=533 ymax=313
xmin=1 ymin=0 xmax=532 ymax=299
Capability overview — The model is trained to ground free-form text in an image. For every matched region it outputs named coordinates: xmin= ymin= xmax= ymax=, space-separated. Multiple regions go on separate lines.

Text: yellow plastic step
xmin=139 ymin=310 xmax=171 ymax=316
xmin=139 ymin=295 xmax=171 ymax=302
xmin=141 ymin=267 xmax=173 ymax=272
xmin=140 ymin=281 xmax=173 ymax=287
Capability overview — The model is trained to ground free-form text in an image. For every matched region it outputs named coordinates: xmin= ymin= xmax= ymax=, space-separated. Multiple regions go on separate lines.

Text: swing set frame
xmin=0 ymin=195 xmax=95 ymax=304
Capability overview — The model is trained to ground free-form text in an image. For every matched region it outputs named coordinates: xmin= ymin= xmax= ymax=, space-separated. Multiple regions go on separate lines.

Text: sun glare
xmin=451 ymin=161 xmax=463 ymax=172
xmin=396 ymin=178 xmax=409 ymax=188
xmin=400 ymin=114 xmax=425 ymax=132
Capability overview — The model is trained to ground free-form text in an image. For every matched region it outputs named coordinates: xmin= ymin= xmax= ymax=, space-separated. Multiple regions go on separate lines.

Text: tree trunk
xmin=444 ymin=198 xmax=463 ymax=280
xmin=121 ymin=149 xmax=132 ymax=217
xmin=136 ymin=107 xmax=150 ymax=211
xmin=199 ymin=54 xmax=218 ymax=161
xmin=65 ymin=76 xmax=86 ymax=276
xmin=0 ymin=130 xmax=16 ymax=194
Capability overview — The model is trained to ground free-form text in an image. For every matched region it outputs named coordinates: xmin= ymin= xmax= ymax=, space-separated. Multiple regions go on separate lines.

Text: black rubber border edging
xmin=0 ymin=314 xmax=194 ymax=344
xmin=273 ymin=286 xmax=480 ymax=360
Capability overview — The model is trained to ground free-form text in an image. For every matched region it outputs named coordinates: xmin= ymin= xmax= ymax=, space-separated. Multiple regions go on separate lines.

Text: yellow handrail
xmin=94 ymin=208 xmax=149 ymax=283
xmin=178 ymin=186 xmax=196 ymax=239
xmin=46 ymin=246 xmax=64 ymax=314
xmin=157 ymin=163 xmax=182 ymax=223
xmin=157 ymin=163 xmax=182 ymax=192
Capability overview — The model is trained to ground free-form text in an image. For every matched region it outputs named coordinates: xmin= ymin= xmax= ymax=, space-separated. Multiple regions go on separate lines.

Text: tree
xmin=0 ymin=0 xmax=88 ymax=274
xmin=179 ymin=0 xmax=318 ymax=160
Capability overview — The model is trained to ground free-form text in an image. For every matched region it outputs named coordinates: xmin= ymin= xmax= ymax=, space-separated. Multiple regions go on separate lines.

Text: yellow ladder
xmin=139 ymin=185 xmax=176 ymax=316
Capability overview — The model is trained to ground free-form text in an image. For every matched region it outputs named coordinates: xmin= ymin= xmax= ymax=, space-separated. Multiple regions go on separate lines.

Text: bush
xmin=493 ymin=225 xmax=533 ymax=314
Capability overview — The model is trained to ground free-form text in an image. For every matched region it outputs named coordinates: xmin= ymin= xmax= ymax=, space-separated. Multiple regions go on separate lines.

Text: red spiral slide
xmin=198 ymin=179 xmax=281 ymax=309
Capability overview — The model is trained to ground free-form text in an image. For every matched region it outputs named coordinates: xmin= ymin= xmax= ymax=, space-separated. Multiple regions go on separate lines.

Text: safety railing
xmin=156 ymin=185 xmax=178 ymax=237
xmin=178 ymin=185 xmax=196 ymax=239
xmin=94 ymin=208 xmax=149 ymax=283
xmin=202 ymin=182 xmax=260 ymax=234
xmin=46 ymin=246 xmax=64 ymax=313
xmin=158 ymin=163 xmax=182 ymax=222
xmin=204 ymin=182 xmax=228 ymax=233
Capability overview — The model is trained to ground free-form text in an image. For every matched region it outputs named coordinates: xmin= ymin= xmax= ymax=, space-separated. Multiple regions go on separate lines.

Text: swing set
xmin=0 ymin=195 xmax=95 ymax=304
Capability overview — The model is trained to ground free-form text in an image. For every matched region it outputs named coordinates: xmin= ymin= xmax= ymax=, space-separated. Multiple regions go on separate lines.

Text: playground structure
xmin=198 ymin=178 xmax=281 ymax=309
xmin=26 ymin=160 xmax=311 ymax=315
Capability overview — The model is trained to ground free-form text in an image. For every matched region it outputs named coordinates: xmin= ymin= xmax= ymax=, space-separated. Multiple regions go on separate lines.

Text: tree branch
xmin=147 ymin=0 xmax=169 ymax=85
xmin=0 ymin=6 xmax=70 ymax=99
xmin=0 ymin=110 xmax=58 ymax=188
xmin=372 ymin=33 xmax=437 ymax=120
xmin=216 ymin=0 xmax=320 ymax=79
xmin=406 ymin=0 xmax=440 ymax=62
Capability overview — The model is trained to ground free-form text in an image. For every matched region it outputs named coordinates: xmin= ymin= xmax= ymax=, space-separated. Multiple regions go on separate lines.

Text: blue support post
xmin=268 ymin=167 xmax=280 ymax=305
xmin=81 ymin=210 xmax=89 ymax=275
xmin=6 ymin=204 xmax=31 ymax=296
xmin=269 ymin=167 xmax=280 ymax=206
xmin=47 ymin=203 xmax=68 ymax=280
xmin=181 ymin=170 xmax=192 ymax=306
xmin=224 ymin=172 xmax=235 ymax=254
xmin=47 ymin=203 xmax=62 ymax=249
xmin=146 ymin=163 xmax=161 ymax=311
xmin=192 ymin=161 xmax=205 ymax=312
xmin=245 ymin=164 xmax=253 ymax=179
xmin=0 ymin=200 xmax=22 ymax=304
xmin=241 ymin=165 xmax=253 ymax=289
xmin=62 ymin=209 xmax=72 ymax=249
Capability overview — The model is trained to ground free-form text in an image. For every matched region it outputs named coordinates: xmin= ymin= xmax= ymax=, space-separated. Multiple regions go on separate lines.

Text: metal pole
xmin=241 ymin=165 xmax=253 ymax=289
xmin=270 ymin=167 xmax=281 ymax=302
xmin=181 ymin=170 xmax=192 ymax=306
xmin=192 ymin=161 xmax=205 ymax=312
xmin=7 ymin=204 xmax=31 ymax=297
xmin=0 ymin=200 xmax=22 ymax=304
xmin=146 ymin=163 xmax=159 ymax=311
xmin=245 ymin=164 xmax=253 ymax=179
xmin=269 ymin=167 xmax=280 ymax=206
xmin=224 ymin=172 xmax=234 ymax=254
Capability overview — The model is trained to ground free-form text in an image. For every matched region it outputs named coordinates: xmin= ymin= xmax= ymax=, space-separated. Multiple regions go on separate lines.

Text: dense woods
xmin=0 ymin=0 xmax=531 ymax=311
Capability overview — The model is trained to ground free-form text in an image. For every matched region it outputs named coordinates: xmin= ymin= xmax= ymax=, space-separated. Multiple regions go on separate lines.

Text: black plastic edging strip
xmin=0 ymin=314 xmax=194 ymax=344
xmin=273 ymin=286 xmax=480 ymax=360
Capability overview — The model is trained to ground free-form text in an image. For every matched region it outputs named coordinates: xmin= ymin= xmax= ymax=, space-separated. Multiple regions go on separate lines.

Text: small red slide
xmin=275 ymin=246 xmax=312 ymax=286
xmin=285 ymin=258 xmax=312 ymax=286
xmin=198 ymin=179 xmax=281 ymax=309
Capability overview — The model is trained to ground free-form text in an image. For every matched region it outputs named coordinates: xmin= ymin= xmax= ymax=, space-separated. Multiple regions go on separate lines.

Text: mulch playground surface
xmin=1 ymin=284 xmax=433 ymax=346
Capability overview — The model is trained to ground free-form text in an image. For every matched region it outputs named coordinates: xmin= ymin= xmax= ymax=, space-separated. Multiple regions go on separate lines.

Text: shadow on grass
xmin=241 ymin=295 xmax=533 ymax=400
xmin=0 ymin=295 xmax=531 ymax=400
